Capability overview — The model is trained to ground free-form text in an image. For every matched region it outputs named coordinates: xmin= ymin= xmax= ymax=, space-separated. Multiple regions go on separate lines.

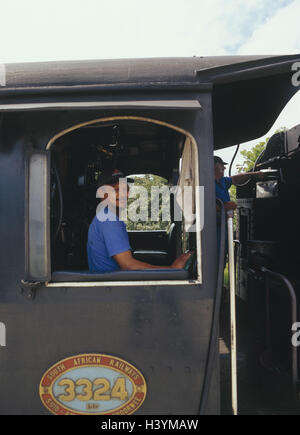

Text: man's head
xmin=214 ymin=156 xmax=227 ymax=181
xmin=96 ymin=169 xmax=133 ymax=210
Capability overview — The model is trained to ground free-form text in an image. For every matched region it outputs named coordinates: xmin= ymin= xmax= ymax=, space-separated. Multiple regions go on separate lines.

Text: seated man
xmin=87 ymin=170 xmax=191 ymax=273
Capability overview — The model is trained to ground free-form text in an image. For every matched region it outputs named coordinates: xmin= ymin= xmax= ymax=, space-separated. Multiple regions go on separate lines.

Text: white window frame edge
xmin=48 ymin=279 xmax=201 ymax=287
xmin=0 ymin=100 xmax=201 ymax=111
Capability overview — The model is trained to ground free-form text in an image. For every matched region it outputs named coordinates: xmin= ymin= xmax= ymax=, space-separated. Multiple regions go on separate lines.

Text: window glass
xmin=26 ymin=152 xmax=50 ymax=281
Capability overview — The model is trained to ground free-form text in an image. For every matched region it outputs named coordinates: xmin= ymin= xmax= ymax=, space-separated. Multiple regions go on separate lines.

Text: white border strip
xmin=0 ymin=100 xmax=201 ymax=111
xmin=47 ymin=280 xmax=201 ymax=287
xmin=0 ymin=322 xmax=6 ymax=347
xmin=0 ymin=64 xmax=6 ymax=87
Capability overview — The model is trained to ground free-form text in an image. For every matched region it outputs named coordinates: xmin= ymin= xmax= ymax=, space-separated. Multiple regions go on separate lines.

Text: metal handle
xmin=227 ymin=212 xmax=238 ymax=415
xmin=261 ymin=267 xmax=298 ymax=398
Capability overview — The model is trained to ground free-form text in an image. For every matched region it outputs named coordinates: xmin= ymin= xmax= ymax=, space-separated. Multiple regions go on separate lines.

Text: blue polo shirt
xmin=216 ymin=177 xmax=232 ymax=263
xmin=87 ymin=207 xmax=131 ymax=273
xmin=215 ymin=177 xmax=233 ymax=203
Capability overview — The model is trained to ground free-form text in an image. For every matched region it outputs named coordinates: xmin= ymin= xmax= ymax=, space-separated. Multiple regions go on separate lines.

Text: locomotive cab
xmin=0 ymin=55 xmax=299 ymax=415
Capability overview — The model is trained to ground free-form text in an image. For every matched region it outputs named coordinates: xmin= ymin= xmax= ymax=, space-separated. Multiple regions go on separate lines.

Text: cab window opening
xmin=47 ymin=117 xmax=201 ymax=283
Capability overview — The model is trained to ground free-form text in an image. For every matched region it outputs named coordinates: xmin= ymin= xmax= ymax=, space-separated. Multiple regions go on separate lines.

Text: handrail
xmin=228 ymin=210 xmax=238 ymax=415
xmin=261 ymin=267 xmax=298 ymax=397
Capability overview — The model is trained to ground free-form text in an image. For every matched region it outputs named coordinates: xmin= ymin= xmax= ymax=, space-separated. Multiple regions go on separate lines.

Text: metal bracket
xmin=20 ymin=280 xmax=45 ymax=300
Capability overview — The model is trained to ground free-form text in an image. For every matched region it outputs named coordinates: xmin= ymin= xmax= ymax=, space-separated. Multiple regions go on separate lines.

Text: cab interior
xmin=50 ymin=119 xmax=197 ymax=282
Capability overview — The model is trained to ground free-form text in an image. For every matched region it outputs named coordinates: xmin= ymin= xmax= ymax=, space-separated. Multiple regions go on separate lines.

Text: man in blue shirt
xmin=88 ymin=207 xmax=132 ymax=273
xmin=214 ymin=156 xmax=265 ymax=261
xmin=87 ymin=169 xmax=191 ymax=273
xmin=214 ymin=156 xmax=265 ymax=210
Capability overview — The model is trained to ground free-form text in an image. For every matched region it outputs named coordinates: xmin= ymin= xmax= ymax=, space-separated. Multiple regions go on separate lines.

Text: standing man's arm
xmin=231 ymin=171 xmax=265 ymax=185
xmin=224 ymin=201 xmax=237 ymax=211
xmin=216 ymin=200 xmax=237 ymax=211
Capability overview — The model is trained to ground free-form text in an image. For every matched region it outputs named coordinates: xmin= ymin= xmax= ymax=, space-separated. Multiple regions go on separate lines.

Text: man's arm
xmin=113 ymin=250 xmax=192 ymax=270
xmin=223 ymin=171 xmax=265 ymax=212
xmin=231 ymin=171 xmax=265 ymax=185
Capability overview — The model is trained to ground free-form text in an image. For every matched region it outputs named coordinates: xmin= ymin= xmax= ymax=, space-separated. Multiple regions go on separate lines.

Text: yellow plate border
xmin=39 ymin=353 xmax=147 ymax=415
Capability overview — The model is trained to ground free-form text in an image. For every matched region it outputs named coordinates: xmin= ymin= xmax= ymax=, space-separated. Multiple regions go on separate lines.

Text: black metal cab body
xmin=0 ymin=55 xmax=299 ymax=414
xmin=236 ymin=122 xmax=300 ymax=397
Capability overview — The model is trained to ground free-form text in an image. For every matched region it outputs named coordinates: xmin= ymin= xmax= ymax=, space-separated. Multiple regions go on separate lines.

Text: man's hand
xmin=224 ymin=201 xmax=237 ymax=211
xmin=171 ymin=252 xmax=192 ymax=269
xmin=232 ymin=171 xmax=266 ymax=185
xmin=114 ymin=250 xmax=193 ymax=270
xmin=253 ymin=171 xmax=266 ymax=181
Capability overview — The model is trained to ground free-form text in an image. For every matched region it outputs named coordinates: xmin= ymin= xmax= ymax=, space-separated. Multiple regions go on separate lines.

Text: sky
xmin=0 ymin=0 xmax=299 ymax=170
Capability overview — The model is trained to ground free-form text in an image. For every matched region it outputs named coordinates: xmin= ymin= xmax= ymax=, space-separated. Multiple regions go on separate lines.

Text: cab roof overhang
xmin=0 ymin=54 xmax=299 ymax=149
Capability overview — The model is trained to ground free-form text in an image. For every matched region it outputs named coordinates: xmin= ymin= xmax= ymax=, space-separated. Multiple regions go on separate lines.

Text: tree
xmin=229 ymin=128 xmax=286 ymax=230
xmin=236 ymin=127 xmax=287 ymax=173
xmin=124 ymin=174 xmax=171 ymax=231
xmin=236 ymin=140 xmax=268 ymax=173
xmin=229 ymin=139 xmax=267 ymax=217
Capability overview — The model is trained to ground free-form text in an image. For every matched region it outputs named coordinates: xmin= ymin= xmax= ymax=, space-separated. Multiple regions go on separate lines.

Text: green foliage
xmin=224 ymin=264 xmax=229 ymax=287
xmin=236 ymin=127 xmax=287 ymax=173
xmin=124 ymin=174 xmax=171 ymax=231
xmin=236 ymin=140 xmax=267 ymax=173
xmin=230 ymin=184 xmax=236 ymax=202
xmin=229 ymin=127 xmax=286 ymax=234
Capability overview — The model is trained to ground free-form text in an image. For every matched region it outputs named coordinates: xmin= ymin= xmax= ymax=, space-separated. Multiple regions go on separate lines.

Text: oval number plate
xmin=39 ymin=354 xmax=147 ymax=415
